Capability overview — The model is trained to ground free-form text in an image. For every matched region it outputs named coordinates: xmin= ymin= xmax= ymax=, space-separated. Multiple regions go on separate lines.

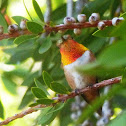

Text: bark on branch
xmin=0 ymin=20 xmax=112 ymax=41
xmin=0 ymin=76 xmax=121 ymax=126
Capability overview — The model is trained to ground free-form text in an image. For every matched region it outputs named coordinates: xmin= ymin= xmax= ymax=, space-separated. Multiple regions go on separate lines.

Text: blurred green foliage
xmin=0 ymin=0 xmax=126 ymax=126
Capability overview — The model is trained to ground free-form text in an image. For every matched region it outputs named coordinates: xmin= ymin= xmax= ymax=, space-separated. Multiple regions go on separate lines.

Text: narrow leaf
xmin=14 ymin=35 xmax=37 ymax=45
xmin=23 ymin=0 xmax=33 ymax=20
xmin=107 ymin=111 xmax=126 ymax=126
xmin=37 ymin=98 xmax=54 ymax=105
xmin=42 ymin=71 xmax=53 ymax=88
xmin=51 ymin=82 xmax=69 ymax=94
xmin=98 ymin=40 xmax=126 ymax=67
xmin=0 ymin=12 xmax=8 ymax=32
xmin=12 ymin=16 xmax=28 ymax=25
xmin=46 ymin=103 xmax=65 ymax=115
xmin=0 ymin=100 xmax=4 ymax=119
xmin=32 ymin=0 xmax=44 ymax=21
xmin=39 ymin=37 xmax=52 ymax=54
xmin=27 ymin=21 xmax=43 ymax=34
xmin=31 ymin=87 xmax=47 ymax=98
xmin=29 ymin=102 xmax=39 ymax=107
xmin=34 ymin=79 xmax=50 ymax=95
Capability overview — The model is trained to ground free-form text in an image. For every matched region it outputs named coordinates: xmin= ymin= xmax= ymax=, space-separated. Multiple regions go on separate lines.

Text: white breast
xmin=64 ymin=50 xmax=91 ymax=89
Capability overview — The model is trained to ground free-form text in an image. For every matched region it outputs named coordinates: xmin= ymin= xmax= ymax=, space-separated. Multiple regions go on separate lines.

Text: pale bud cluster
xmin=97 ymin=21 xmax=105 ymax=30
xmin=112 ymin=17 xmax=124 ymax=26
xmin=8 ymin=19 xmax=27 ymax=34
xmin=20 ymin=19 xmax=27 ymax=30
xmin=89 ymin=13 xmax=100 ymax=24
xmin=77 ymin=14 xmax=87 ymax=23
xmin=63 ymin=17 xmax=75 ymax=25
xmin=8 ymin=24 xmax=19 ymax=34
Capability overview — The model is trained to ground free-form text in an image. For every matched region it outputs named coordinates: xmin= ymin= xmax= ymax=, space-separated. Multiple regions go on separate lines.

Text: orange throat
xmin=60 ymin=39 xmax=88 ymax=66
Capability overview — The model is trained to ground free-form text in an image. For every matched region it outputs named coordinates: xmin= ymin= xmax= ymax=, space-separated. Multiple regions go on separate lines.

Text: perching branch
xmin=0 ymin=76 xmax=121 ymax=126
xmin=0 ymin=20 xmax=112 ymax=41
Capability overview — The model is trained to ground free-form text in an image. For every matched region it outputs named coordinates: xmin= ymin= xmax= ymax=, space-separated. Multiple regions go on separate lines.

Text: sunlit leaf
xmin=42 ymin=71 xmax=53 ymax=88
xmin=37 ymin=98 xmax=54 ymax=105
xmin=0 ymin=12 xmax=8 ymax=32
xmin=18 ymin=87 xmax=34 ymax=109
xmin=32 ymin=0 xmax=44 ymax=22
xmin=107 ymin=111 xmax=126 ymax=126
xmin=31 ymin=87 xmax=47 ymax=98
xmin=39 ymin=37 xmax=52 ymax=54
xmin=23 ymin=0 xmax=33 ymax=20
xmin=27 ymin=21 xmax=43 ymax=34
xmin=51 ymin=82 xmax=69 ymax=94
xmin=12 ymin=16 xmax=28 ymax=25
xmin=46 ymin=103 xmax=65 ymax=115
xmin=98 ymin=40 xmax=126 ymax=67
xmin=14 ymin=35 xmax=37 ymax=45
xmin=0 ymin=100 xmax=4 ymax=119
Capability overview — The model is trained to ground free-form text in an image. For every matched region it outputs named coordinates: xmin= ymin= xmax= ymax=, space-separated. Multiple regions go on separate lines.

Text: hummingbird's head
xmin=58 ymin=35 xmax=88 ymax=66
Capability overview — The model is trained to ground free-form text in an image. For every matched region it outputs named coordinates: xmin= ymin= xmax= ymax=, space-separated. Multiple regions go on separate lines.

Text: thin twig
xmin=67 ymin=0 xmax=73 ymax=17
xmin=0 ymin=76 xmax=121 ymax=126
xmin=44 ymin=0 xmax=52 ymax=23
xmin=0 ymin=20 xmax=112 ymax=41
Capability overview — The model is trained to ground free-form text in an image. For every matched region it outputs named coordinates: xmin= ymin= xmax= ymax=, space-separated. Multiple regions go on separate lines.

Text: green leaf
xmin=42 ymin=71 xmax=53 ymax=88
xmin=39 ymin=37 xmax=52 ymax=54
xmin=51 ymin=82 xmax=69 ymax=94
xmin=111 ymin=20 xmax=126 ymax=37
xmin=0 ymin=99 xmax=4 ymax=119
xmin=46 ymin=103 xmax=65 ymax=115
xmin=98 ymin=40 xmax=126 ymax=67
xmin=22 ymin=71 xmax=39 ymax=86
xmin=29 ymin=102 xmax=39 ymax=107
xmin=12 ymin=16 xmax=28 ymax=25
xmin=37 ymin=107 xmax=57 ymax=125
xmin=27 ymin=21 xmax=43 ymax=34
xmin=34 ymin=79 xmax=50 ymax=95
xmin=0 ymin=12 xmax=8 ymax=33
xmin=31 ymin=87 xmax=47 ymax=98
xmin=37 ymin=98 xmax=54 ymax=105
xmin=14 ymin=35 xmax=37 ymax=45
xmin=23 ymin=0 xmax=33 ymax=20
xmin=93 ymin=26 xmax=115 ymax=37
xmin=18 ymin=87 xmax=34 ymax=109
xmin=1 ymin=76 xmax=17 ymax=95
xmin=107 ymin=111 xmax=126 ymax=126
xmin=32 ymin=0 xmax=44 ymax=21
xmin=78 ymin=63 xmax=124 ymax=78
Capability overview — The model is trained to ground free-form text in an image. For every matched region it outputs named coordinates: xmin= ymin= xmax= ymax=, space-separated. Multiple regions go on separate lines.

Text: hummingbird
xmin=58 ymin=35 xmax=99 ymax=104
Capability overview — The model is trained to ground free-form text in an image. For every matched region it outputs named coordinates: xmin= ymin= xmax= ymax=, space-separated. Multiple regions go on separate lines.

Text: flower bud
xmin=20 ymin=19 xmax=27 ymax=30
xmin=77 ymin=14 xmax=86 ymax=23
xmin=8 ymin=24 xmax=19 ymax=34
xmin=112 ymin=17 xmax=124 ymax=26
xmin=73 ymin=28 xmax=81 ymax=35
xmin=0 ymin=25 xmax=4 ymax=34
xmin=63 ymin=17 xmax=73 ymax=25
xmin=89 ymin=13 xmax=100 ymax=24
xmin=97 ymin=21 xmax=105 ymax=30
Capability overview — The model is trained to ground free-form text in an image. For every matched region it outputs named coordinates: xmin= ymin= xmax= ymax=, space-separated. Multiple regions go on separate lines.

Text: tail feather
xmin=81 ymin=89 xmax=102 ymax=116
